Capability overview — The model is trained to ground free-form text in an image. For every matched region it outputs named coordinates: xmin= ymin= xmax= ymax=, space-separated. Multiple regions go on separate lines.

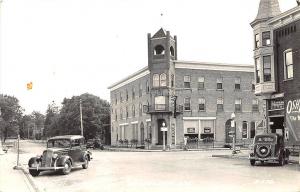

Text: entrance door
xmin=157 ymin=119 xmax=167 ymax=145
xmin=270 ymin=117 xmax=284 ymax=134
xmin=140 ymin=123 xmax=144 ymax=145
xmin=225 ymin=119 xmax=235 ymax=143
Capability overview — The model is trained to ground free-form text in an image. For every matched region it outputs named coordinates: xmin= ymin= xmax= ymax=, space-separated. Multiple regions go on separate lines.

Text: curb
xmin=212 ymin=154 xmax=300 ymax=164
xmin=15 ymin=164 xmax=42 ymax=192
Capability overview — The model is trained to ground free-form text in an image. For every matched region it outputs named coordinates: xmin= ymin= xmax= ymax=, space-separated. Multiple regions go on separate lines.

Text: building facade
xmin=251 ymin=0 xmax=300 ymax=145
xmin=108 ymin=28 xmax=263 ymax=147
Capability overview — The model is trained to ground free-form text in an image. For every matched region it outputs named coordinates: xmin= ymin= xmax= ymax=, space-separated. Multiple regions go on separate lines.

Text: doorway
xmin=225 ymin=119 xmax=235 ymax=143
xmin=270 ymin=116 xmax=284 ymax=135
xmin=157 ymin=119 xmax=167 ymax=145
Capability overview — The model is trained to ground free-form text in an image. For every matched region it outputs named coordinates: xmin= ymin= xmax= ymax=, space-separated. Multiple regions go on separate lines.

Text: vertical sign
xmin=171 ymin=123 xmax=176 ymax=145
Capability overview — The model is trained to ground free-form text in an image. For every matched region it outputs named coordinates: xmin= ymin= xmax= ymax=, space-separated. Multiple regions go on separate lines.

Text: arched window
xmin=170 ymin=46 xmax=175 ymax=56
xmin=160 ymin=73 xmax=167 ymax=87
xmin=154 ymin=45 xmax=165 ymax=55
xmin=153 ymin=74 xmax=159 ymax=87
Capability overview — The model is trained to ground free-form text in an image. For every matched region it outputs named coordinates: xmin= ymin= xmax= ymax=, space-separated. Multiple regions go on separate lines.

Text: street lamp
xmin=231 ymin=112 xmax=237 ymax=154
xmin=161 ymin=122 xmax=167 ymax=151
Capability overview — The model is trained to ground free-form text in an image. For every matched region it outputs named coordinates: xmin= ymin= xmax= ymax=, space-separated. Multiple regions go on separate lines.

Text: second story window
xmin=255 ymin=57 xmax=261 ymax=83
xmin=184 ymin=75 xmax=191 ymax=88
xmin=263 ymin=56 xmax=271 ymax=82
xmin=217 ymin=78 xmax=223 ymax=90
xmin=235 ymin=77 xmax=241 ymax=90
xmin=155 ymin=96 xmax=166 ymax=111
xmin=235 ymin=99 xmax=242 ymax=112
xmin=153 ymin=74 xmax=160 ymax=87
xmin=255 ymin=33 xmax=259 ymax=49
xmin=184 ymin=97 xmax=191 ymax=111
xmin=252 ymin=99 xmax=259 ymax=112
xmin=284 ymin=50 xmax=294 ymax=79
xmin=198 ymin=77 xmax=205 ymax=90
xmin=160 ymin=73 xmax=167 ymax=87
xmin=217 ymin=98 xmax=224 ymax=112
xmin=262 ymin=31 xmax=271 ymax=46
xmin=198 ymin=98 xmax=206 ymax=111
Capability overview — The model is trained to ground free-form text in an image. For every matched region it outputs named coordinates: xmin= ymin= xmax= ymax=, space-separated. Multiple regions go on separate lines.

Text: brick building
xmin=251 ymin=0 xmax=300 ymax=145
xmin=108 ymin=28 xmax=263 ymax=147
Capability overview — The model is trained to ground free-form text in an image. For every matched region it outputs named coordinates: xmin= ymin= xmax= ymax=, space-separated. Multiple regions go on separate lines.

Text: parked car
xmin=86 ymin=139 xmax=104 ymax=150
xmin=249 ymin=133 xmax=290 ymax=166
xmin=28 ymin=135 xmax=92 ymax=176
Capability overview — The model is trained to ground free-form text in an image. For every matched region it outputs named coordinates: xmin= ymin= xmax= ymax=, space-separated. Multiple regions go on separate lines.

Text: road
xmin=14 ymin=140 xmax=300 ymax=192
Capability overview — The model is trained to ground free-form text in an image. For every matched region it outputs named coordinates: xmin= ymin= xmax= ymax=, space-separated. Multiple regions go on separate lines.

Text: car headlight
xmin=52 ymin=154 xmax=58 ymax=159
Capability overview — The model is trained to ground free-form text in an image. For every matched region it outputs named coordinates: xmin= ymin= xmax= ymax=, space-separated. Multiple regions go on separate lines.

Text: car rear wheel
xmin=82 ymin=156 xmax=89 ymax=169
xmin=29 ymin=169 xmax=40 ymax=177
xmin=61 ymin=160 xmax=72 ymax=175
xmin=250 ymin=160 xmax=255 ymax=166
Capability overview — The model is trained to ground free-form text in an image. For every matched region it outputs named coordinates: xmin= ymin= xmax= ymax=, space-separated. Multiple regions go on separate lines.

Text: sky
xmin=0 ymin=0 xmax=297 ymax=114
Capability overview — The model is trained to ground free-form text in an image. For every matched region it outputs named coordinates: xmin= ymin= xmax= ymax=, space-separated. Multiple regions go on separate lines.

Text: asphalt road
xmin=16 ymin=140 xmax=300 ymax=192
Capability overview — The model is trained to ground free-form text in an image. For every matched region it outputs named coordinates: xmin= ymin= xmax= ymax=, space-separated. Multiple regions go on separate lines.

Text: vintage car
xmin=86 ymin=139 xmax=104 ymax=150
xmin=28 ymin=135 xmax=92 ymax=176
xmin=249 ymin=133 xmax=290 ymax=166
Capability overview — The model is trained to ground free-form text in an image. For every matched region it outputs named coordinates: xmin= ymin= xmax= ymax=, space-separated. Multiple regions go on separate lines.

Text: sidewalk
xmin=212 ymin=149 xmax=300 ymax=164
xmin=0 ymin=151 xmax=36 ymax=192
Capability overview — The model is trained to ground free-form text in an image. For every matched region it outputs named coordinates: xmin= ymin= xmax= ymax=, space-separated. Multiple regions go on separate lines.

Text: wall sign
xmin=286 ymin=98 xmax=300 ymax=141
xmin=187 ymin=128 xmax=195 ymax=133
xmin=204 ymin=127 xmax=211 ymax=133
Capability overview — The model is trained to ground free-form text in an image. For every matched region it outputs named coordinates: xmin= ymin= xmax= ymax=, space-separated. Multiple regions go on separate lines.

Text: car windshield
xmin=255 ymin=136 xmax=276 ymax=143
xmin=47 ymin=139 xmax=71 ymax=148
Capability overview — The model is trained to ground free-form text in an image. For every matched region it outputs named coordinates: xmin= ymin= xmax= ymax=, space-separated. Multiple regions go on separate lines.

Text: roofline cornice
xmin=267 ymin=6 xmax=300 ymax=29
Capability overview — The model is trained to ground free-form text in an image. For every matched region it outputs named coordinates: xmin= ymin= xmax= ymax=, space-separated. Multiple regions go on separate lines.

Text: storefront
xmin=183 ymin=117 xmax=216 ymax=140
xmin=285 ymin=94 xmax=300 ymax=145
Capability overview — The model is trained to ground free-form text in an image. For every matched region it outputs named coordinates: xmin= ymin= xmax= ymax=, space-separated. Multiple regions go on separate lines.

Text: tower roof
xmin=255 ymin=0 xmax=281 ymax=20
xmin=152 ymin=28 xmax=167 ymax=38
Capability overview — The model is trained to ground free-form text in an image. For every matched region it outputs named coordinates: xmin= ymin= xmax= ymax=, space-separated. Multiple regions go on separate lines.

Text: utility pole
xmin=80 ymin=99 xmax=83 ymax=136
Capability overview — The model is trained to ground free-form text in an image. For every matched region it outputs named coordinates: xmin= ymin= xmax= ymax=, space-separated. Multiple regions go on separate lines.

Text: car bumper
xmin=249 ymin=156 xmax=279 ymax=161
xmin=29 ymin=166 xmax=65 ymax=171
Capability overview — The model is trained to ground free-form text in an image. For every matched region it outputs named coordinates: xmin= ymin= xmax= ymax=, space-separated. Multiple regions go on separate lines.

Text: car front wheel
xmin=29 ymin=169 xmax=40 ymax=177
xmin=250 ymin=160 xmax=255 ymax=166
xmin=82 ymin=156 xmax=89 ymax=169
xmin=61 ymin=160 xmax=72 ymax=175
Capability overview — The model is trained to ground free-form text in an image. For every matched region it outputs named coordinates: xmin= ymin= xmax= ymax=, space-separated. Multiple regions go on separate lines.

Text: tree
xmin=0 ymin=94 xmax=23 ymax=142
xmin=44 ymin=102 xmax=60 ymax=138
xmin=31 ymin=111 xmax=45 ymax=140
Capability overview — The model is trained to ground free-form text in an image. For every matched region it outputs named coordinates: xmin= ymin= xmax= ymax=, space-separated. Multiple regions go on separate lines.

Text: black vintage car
xmin=28 ymin=135 xmax=92 ymax=176
xmin=86 ymin=139 xmax=104 ymax=150
xmin=249 ymin=133 xmax=290 ymax=166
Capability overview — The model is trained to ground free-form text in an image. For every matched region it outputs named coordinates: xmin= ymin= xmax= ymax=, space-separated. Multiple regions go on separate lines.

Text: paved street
xmin=12 ymin=141 xmax=300 ymax=192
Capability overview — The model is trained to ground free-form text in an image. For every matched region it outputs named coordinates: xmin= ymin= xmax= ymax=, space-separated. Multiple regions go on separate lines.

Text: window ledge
xmin=216 ymin=89 xmax=224 ymax=91
xmin=184 ymin=110 xmax=192 ymax=112
xmin=283 ymin=78 xmax=294 ymax=82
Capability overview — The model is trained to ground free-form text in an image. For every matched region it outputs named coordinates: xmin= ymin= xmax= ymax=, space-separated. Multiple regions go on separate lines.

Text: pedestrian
xmin=183 ymin=136 xmax=188 ymax=150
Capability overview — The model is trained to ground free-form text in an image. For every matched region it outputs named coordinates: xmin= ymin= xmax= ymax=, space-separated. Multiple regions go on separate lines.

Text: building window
xmin=126 ymin=90 xmax=128 ymax=101
xmin=139 ymin=103 xmax=143 ymax=116
xmin=125 ymin=106 xmax=128 ymax=119
xmin=139 ymin=84 xmax=142 ymax=97
xmin=217 ymin=78 xmax=223 ymax=90
xmin=115 ymin=94 xmax=118 ymax=104
xmin=120 ymin=92 xmax=123 ymax=103
xmin=252 ymin=99 xmax=259 ymax=112
xmin=284 ymin=50 xmax=293 ymax=79
xmin=184 ymin=97 xmax=191 ymax=111
xmin=132 ymin=88 xmax=135 ymax=100
xmin=198 ymin=77 xmax=205 ymax=90
xmin=146 ymin=81 xmax=149 ymax=93
xmin=153 ymin=74 xmax=160 ymax=87
xmin=155 ymin=96 xmax=166 ymax=110
xmin=160 ymin=73 xmax=167 ymax=87
xmin=171 ymin=74 xmax=174 ymax=87
xmin=242 ymin=121 xmax=248 ymax=139
xmin=235 ymin=99 xmax=242 ymax=112
xmin=154 ymin=45 xmax=165 ymax=55
xmin=115 ymin=112 xmax=117 ymax=121
xmin=255 ymin=34 xmax=259 ymax=49
xmin=217 ymin=98 xmax=224 ymax=112
xmin=184 ymin=75 xmax=191 ymax=88
xmin=255 ymin=57 xmax=261 ymax=83
xmin=262 ymin=31 xmax=271 ymax=46
xmin=235 ymin=77 xmax=241 ymax=90
xmin=198 ymin=98 xmax=206 ymax=111
xmin=250 ymin=121 xmax=255 ymax=138
xmin=132 ymin=105 xmax=135 ymax=117
xmin=263 ymin=56 xmax=271 ymax=82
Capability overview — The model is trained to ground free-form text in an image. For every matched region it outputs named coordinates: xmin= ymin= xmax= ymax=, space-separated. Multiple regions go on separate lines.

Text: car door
xmin=69 ymin=139 xmax=82 ymax=163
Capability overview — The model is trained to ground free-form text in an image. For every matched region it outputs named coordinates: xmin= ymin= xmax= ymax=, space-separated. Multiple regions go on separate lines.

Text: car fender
xmin=56 ymin=156 xmax=73 ymax=166
xmin=28 ymin=157 xmax=40 ymax=167
xmin=80 ymin=151 xmax=91 ymax=161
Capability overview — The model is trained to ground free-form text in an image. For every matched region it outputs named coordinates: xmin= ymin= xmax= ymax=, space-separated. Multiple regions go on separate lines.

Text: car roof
xmin=48 ymin=135 xmax=84 ymax=140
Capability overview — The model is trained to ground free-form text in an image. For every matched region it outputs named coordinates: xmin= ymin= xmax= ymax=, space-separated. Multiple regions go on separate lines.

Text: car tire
xmin=82 ymin=156 xmax=89 ymax=169
xmin=29 ymin=169 xmax=40 ymax=177
xmin=61 ymin=160 xmax=72 ymax=175
xmin=250 ymin=160 xmax=255 ymax=166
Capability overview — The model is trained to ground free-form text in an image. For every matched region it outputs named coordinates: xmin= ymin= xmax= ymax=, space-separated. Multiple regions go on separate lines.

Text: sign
xmin=161 ymin=127 xmax=168 ymax=132
xmin=270 ymin=99 xmax=284 ymax=110
xmin=187 ymin=128 xmax=195 ymax=133
xmin=171 ymin=123 xmax=176 ymax=145
xmin=286 ymin=98 xmax=300 ymax=141
xmin=204 ymin=127 xmax=211 ymax=133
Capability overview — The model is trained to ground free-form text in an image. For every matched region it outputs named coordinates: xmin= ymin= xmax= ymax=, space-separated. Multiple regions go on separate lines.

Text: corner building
xmin=251 ymin=0 xmax=300 ymax=145
xmin=108 ymin=28 xmax=263 ymax=147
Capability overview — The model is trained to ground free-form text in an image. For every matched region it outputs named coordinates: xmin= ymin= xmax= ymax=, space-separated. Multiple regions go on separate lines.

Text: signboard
xmin=171 ymin=123 xmax=176 ymax=145
xmin=286 ymin=98 xmax=300 ymax=141
xmin=187 ymin=128 xmax=195 ymax=133
xmin=161 ymin=127 xmax=168 ymax=132
xmin=204 ymin=127 xmax=211 ymax=133
xmin=270 ymin=99 xmax=284 ymax=110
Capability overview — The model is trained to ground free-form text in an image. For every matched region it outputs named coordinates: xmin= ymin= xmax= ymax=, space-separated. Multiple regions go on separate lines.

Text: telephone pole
xmin=80 ymin=99 xmax=83 ymax=136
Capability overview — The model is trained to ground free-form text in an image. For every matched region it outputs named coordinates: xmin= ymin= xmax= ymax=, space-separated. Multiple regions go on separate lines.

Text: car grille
xmin=256 ymin=145 xmax=271 ymax=158
xmin=41 ymin=150 xmax=53 ymax=167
